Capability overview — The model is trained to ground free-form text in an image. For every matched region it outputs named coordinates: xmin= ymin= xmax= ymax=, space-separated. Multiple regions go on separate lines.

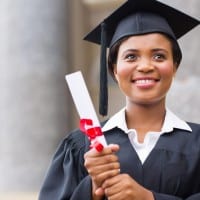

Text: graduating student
xmin=39 ymin=0 xmax=200 ymax=199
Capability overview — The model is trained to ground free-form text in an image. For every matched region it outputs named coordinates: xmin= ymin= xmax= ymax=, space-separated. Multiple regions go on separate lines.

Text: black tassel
xmin=99 ymin=22 xmax=108 ymax=116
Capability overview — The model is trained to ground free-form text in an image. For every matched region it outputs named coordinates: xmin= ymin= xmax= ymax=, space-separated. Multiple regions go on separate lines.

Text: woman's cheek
xmin=115 ymin=62 xmax=133 ymax=77
xmin=159 ymin=63 xmax=175 ymax=77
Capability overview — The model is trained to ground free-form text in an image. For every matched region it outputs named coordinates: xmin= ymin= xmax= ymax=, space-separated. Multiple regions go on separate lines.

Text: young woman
xmin=39 ymin=0 xmax=200 ymax=199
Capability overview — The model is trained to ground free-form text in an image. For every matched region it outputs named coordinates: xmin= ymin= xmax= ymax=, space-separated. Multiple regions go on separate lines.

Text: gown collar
xmin=102 ymin=107 xmax=192 ymax=133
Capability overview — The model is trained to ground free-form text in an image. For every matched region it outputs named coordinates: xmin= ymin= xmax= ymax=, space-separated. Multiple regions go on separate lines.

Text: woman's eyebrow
xmin=121 ymin=49 xmax=139 ymax=53
xmin=151 ymin=48 xmax=168 ymax=52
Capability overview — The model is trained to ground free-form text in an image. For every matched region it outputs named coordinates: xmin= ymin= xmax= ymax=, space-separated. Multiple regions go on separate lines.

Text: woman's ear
xmin=113 ymin=64 xmax=119 ymax=82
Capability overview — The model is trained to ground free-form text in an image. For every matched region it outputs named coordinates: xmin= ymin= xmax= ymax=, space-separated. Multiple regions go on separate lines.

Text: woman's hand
xmin=84 ymin=144 xmax=120 ymax=198
xmin=102 ymin=174 xmax=154 ymax=200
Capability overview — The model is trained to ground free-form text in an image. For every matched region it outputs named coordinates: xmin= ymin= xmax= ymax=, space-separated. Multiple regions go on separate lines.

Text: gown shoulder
xmin=39 ymin=128 xmax=90 ymax=200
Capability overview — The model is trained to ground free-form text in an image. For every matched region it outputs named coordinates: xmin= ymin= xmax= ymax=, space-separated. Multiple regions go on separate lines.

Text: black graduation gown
xmin=39 ymin=122 xmax=200 ymax=200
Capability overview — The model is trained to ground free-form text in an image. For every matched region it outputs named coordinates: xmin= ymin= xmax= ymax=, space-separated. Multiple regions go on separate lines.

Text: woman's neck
xmin=125 ymin=101 xmax=166 ymax=142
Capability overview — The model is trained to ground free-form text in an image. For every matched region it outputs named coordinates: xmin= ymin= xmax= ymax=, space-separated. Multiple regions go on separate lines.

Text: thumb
xmin=95 ymin=187 xmax=105 ymax=196
xmin=108 ymin=144 xmax=120 ymax=153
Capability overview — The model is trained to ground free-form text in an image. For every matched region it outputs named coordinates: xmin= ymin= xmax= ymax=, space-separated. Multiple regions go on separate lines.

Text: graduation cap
xmin=84 ymin=0 xmax=200 ymax=116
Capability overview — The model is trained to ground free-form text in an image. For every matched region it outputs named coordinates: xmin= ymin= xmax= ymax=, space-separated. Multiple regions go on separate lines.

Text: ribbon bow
xmin=80 ymin=119 xmax=104 ymax=152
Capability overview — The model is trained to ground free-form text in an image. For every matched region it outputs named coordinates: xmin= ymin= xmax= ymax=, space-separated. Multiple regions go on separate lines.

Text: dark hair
xmin=108 ymin=34 xmax=182 ymax=80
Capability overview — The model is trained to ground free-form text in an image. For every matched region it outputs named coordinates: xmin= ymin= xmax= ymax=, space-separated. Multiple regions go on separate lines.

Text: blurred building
xmin=0 ymin=0 xmax=199 ymax=199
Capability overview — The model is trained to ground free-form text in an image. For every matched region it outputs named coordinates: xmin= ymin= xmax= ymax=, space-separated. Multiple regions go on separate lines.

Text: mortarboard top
xmin=84 ymin=0 xmax=200 ymax=116
xmin=84 ymin=0 xmax=199 ymax=46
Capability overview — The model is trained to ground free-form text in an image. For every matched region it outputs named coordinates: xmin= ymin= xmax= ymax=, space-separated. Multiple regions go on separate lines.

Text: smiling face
xmin=113 ymin=33 xmax=177 ymax=106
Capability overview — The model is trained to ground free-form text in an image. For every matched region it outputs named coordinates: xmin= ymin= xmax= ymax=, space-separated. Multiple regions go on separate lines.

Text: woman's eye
xmin=125 ymin=54 xmax=137 ymax=61
xmin=154 ymin=54 xmax=166 ymax=61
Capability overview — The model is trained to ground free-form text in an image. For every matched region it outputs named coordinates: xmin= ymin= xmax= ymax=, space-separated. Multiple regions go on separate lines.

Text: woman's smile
xmin=132 ymin=77 xmax=160 ymax=89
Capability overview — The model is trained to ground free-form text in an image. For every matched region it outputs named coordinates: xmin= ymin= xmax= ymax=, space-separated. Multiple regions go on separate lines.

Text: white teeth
xmin=135 ymin=79 xmax=154 ymax=84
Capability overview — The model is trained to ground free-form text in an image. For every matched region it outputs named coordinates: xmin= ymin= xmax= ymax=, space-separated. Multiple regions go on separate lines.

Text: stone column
xmin=0 ymin=0 xmax=71 ymax=193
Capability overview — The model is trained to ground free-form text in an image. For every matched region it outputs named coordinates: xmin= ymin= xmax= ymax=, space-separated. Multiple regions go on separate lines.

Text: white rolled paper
xmin=65 ymin=71 xmax=107 ymax=147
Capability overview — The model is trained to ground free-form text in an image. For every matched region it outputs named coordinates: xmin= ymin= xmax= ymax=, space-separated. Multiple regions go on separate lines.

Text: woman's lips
xmin=132 ymin=78 xmax=159 ymax=89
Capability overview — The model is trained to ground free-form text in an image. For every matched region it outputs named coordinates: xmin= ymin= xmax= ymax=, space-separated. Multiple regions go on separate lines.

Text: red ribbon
xmin=80 ymin=119 xmax=104 ymax=152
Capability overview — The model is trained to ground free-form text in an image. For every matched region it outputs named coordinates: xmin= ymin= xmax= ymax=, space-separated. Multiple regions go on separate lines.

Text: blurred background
xmin=0 ymin=0 xmax=199 ymax=199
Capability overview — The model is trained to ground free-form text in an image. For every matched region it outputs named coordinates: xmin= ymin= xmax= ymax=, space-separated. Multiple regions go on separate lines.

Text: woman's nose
xmin=136 ymin=59 xmax=154 ymax=73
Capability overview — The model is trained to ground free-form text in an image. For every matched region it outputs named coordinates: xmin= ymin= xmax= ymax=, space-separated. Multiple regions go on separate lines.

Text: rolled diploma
xmin=65 ymin=71 xmax=107 ymax=147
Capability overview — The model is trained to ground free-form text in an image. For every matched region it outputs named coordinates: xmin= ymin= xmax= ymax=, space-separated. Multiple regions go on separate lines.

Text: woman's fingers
xmin=84 ymin=143 xmax=120 ymax=187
